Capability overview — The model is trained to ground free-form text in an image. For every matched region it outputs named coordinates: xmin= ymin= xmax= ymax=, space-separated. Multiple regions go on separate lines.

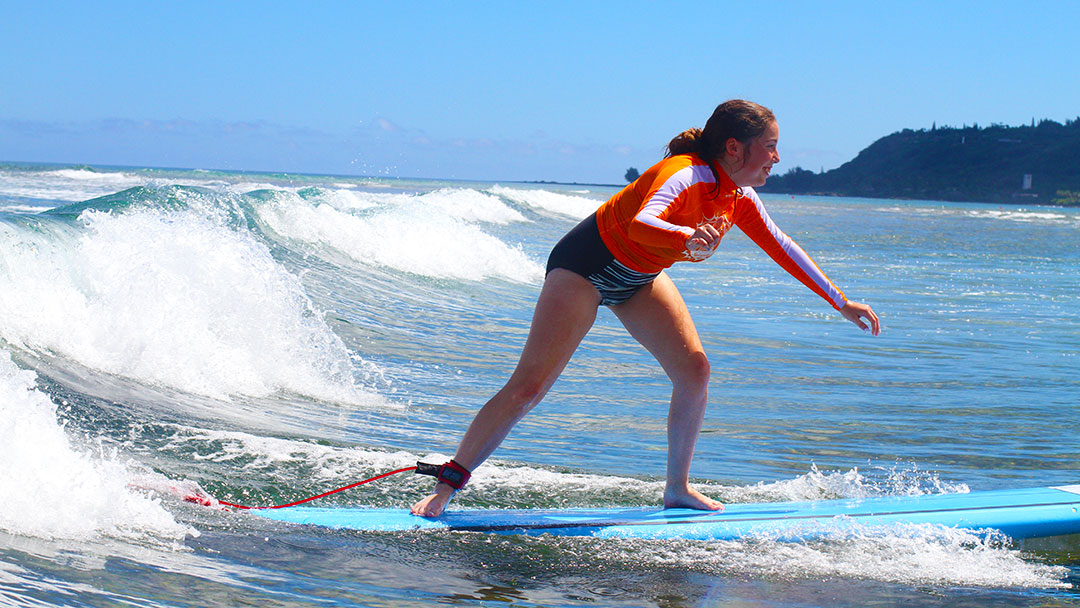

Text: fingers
xmin=410 ymin=493 xmax=448 ymax=517
xmin=864 ymin=304 xmax=881 ymax=336
xmin=697 ymin=225 xmax=721 ymax=249
xmin=410 ymin=484 xmax=457 ymax=517
xmin=840 ymin=301 xmax=881 ymax=336
xmin=686 ymin=224 xmax=722 ymax=251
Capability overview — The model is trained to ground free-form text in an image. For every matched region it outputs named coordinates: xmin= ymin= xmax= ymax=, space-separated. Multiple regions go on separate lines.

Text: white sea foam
xmin=620 ymin=525 xmax=1068 ymax=588
xmin=48 ymin=169 xmax=132 ymax=182
xmin=0 ymin=167 xmax=237 ymax=207
xmin=319 ymin=187 xmax=528 ymax=225
xmin=302 ymin=187 xmax=380 ymax=212
xmin=963 ymin=207 xmax=1079 ymax=226
xmin=0 ymin=349 xmax=191 ymax=543
xmin=0 ymin=209 xmax=380 ymax=404
xmin=146 ymin=426 xmax=428 ymax=508
xmin=254 ymin=189 xmax=544 ymax=282
xmin=0 ymin=168 xmax=147 ymax=204
xmin=488 ymin=185 xmax=601 ymax=219
xmin=225 ymin=181 xmax=290 ymax=194
xmin=879 ymin=203 xmax=1080 ymax=227
xmin=159 ymin=426 xmax=417 ymax=472
xmin=0 ymin=204 xmax=52 ymax=214
xmin=731 ymin=463 xmax=970 ymax=503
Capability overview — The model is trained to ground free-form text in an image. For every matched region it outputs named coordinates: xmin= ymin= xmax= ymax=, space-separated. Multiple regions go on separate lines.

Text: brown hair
xmin=666 ymin=99 xmax=776 ymax=162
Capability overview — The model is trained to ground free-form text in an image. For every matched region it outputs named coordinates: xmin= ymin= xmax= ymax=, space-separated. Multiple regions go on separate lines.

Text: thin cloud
xmin=376 ymin=118 xmax=400 ymax=132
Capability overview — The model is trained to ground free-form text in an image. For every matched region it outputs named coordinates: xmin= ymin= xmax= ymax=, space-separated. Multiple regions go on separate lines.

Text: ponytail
xmin=665 ymin=128 xmax=704 ymax=158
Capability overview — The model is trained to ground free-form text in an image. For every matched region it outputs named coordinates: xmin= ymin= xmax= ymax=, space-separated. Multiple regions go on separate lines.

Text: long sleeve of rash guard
xmin=627 ymin=163 xmax=709 ymax=250
xmin=734 ymin=188 xmax=848 ymax=310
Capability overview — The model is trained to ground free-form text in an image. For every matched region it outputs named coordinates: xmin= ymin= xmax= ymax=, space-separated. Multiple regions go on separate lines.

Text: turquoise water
xmin=0 ymin=162 xmax=1078 ymax=606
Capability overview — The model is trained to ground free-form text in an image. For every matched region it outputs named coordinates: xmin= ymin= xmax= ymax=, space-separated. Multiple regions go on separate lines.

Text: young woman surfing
xmin=412 ymin=99 xmax=880 ymax=517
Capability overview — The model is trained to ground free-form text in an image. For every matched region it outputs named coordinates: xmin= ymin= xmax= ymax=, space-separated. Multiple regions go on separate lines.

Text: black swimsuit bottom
xmin=546 ymin=212 xmax=660 ymax=306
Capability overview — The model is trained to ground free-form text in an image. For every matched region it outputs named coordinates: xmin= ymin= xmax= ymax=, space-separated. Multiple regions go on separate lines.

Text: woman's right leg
xmin=411 ymin=269 xmax=600 ymax=516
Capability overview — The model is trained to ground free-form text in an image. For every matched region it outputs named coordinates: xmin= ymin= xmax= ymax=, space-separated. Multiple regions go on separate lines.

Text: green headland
xmin=761 ymin=118 xmax=1080 ymax=205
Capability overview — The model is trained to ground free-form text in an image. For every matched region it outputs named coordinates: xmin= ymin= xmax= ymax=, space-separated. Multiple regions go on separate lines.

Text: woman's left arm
xmin=734 ymin=188 xmax=880 ymax=335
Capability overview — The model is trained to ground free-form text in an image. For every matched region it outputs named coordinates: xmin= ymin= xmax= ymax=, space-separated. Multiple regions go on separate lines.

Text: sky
xmin=2 ymin=1 xmax=1078 ymax=184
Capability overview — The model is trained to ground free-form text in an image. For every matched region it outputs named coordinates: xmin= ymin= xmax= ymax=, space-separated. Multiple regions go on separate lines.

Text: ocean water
xmin=0 ymin=161 xmax=1078 ymax=607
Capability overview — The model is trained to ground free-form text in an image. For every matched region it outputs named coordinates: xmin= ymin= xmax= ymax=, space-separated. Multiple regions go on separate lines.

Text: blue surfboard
xmin=252 ymin=484 xmax=1080 ymax=541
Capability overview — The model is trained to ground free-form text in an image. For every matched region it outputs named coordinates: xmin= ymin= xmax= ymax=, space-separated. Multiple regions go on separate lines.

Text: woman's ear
xmin=724 ymin=137 xmax=743 ymax=163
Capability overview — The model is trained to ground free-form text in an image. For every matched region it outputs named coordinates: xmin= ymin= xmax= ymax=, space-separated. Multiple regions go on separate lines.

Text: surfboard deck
xmin=252 ymin=484 xmax=1080 ymax=541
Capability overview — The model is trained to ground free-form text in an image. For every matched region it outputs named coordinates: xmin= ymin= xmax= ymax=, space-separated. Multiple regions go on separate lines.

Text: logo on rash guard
xmin=684 ymin=216 xmax=733 ymax=261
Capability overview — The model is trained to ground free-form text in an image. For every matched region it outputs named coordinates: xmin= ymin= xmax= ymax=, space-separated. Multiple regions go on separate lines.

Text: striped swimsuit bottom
xmin=546 ymin=212 xmax=660 ymax=306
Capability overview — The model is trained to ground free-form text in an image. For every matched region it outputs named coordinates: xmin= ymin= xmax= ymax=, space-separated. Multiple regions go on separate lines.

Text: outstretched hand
xmin=839 ymin=301 xmax=881 ymax=336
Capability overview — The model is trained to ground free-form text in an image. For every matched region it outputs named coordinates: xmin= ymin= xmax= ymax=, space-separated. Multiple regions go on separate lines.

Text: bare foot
xmin=664 ymin=485 xmax=724 ymax=511
xmin=410 ymin=484 xmax=456 ymax=517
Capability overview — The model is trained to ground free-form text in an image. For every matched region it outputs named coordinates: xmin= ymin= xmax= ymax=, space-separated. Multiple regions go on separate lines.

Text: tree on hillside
xmin=625 ymin=167 xmax=640 ymax=183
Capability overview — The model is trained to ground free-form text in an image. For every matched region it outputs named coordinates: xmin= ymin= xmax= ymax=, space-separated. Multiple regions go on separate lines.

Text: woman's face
xmin=729 ymin=121 xmax=780 ymax=187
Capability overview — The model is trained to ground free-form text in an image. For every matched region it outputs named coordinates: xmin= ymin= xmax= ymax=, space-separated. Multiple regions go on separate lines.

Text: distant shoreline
xmin=521 ymin=180 xmax=623 ymax=189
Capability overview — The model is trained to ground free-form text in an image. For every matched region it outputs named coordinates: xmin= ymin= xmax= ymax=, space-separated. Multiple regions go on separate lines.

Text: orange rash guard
xmin=595 ymin=154 xmax=848 ymax=310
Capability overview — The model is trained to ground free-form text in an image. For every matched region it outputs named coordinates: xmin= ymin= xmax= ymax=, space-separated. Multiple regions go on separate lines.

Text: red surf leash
xmin=179 ymin=460 xmax=471 ymax=510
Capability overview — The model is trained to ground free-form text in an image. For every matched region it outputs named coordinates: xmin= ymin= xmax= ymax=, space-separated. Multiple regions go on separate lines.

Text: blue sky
xmin=2 ymin=1 xmax=1078 ymax=183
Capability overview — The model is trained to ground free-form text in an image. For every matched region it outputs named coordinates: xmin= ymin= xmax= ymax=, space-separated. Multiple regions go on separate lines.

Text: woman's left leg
xmin=610 ymin=272 xmax=722 ymax=510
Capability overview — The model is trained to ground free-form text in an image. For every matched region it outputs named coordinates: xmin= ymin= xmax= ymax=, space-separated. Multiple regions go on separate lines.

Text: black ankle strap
xmin=416 ymin=460 xmax=472 ymax=490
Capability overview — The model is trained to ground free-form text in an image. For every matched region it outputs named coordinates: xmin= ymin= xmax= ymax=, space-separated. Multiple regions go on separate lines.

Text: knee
xmin=499 ymin=377 xmax=551 ymax=419
xmin=674 ymin=351 xmax=711 ymax=393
